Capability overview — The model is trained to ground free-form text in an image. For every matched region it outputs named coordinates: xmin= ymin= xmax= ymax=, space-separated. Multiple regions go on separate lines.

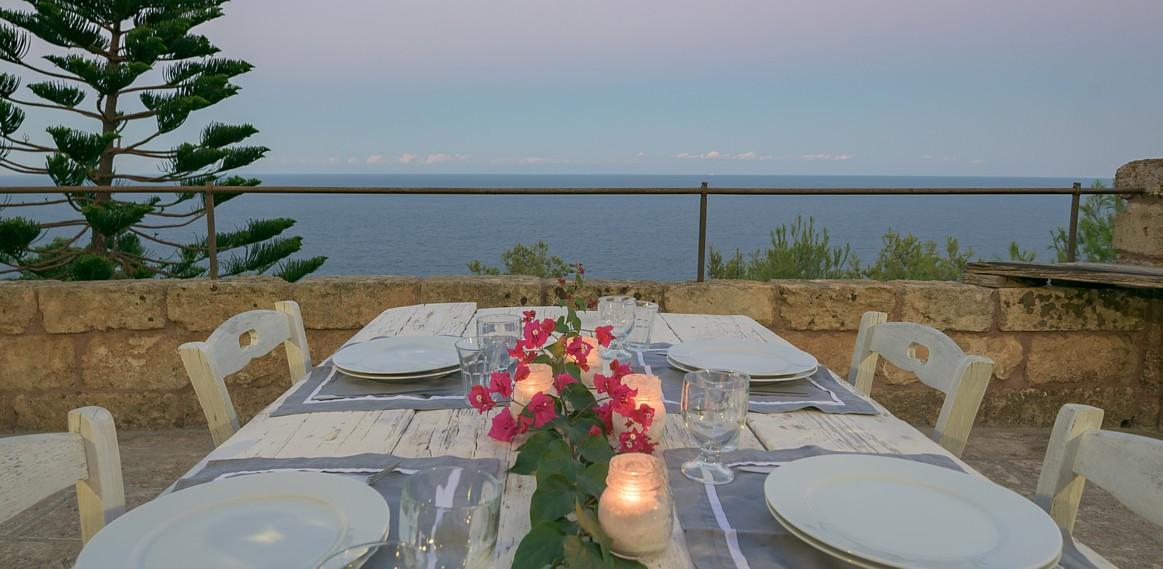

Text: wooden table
xmin=175 ymin=303 xmax=1113 ymax=568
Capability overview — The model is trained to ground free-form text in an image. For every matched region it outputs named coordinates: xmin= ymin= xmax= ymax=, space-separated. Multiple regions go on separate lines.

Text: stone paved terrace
xmin=1 ymin=426 xmax=1160 ymax=569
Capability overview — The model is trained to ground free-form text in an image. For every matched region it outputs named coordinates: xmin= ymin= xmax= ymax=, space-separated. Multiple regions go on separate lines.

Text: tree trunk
xmin=90 ymin=21 xmax=123 ymax=253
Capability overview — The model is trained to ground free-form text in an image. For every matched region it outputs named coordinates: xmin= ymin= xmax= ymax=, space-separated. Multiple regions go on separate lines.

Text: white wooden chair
xmin=848 ymin=311 xmax=994 ymax=457
xmin=0 ymin=406 xmax=126 ymax=544
xmin=1035 ymin=404 xmax=1163 ymax=535
xmin=179 ymin=300 xmax=311 ymax=447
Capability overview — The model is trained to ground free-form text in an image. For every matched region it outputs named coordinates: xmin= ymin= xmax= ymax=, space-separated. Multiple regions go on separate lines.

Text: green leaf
xmin=81 ymin=200 xmax=152 ymax=237
xmin=574 ymin=502 xmax=613 ymax=555
xmin=0 ymin=216 xmax=40 ymax=258
xmin=562 ymin=535 xmax=606 ymax=569
xmin=273 ymin=255 xmax=326 ymax=282
xmin=45 ymin=126 xmax=116 ymax=166
xmin=512 ymin=522 xmax=566 ymax=569
xmin=510 ymin=430 xmax=559 ymax=475
xmin=0 ymin=22 xmax=31 ymax=62
xmin=0 ymin=72 xmax=19 ymax=97
xmin=561 ymin=381 xmax=596 ymax=413
xmin=0 ymin=99 xmax=24 ymax=135
xmin=555 ymin=315 xmax=568 ymax=334
xmin=219 ymin=145 xmax=268 ymax=170
xmin=579 ymin=437 xmax=614 ymax=469
xmin=531 ymin=474 xmax=576 ymax=525
xmin=69 ymin=253 xmax=114 ymax=281
xmin=577 ymin=462 xmax=608 ymax=500
xmin=200 ymin=122 xmax=258 ymax=148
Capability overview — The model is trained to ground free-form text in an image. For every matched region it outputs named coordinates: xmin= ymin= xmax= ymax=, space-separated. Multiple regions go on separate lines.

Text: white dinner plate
xmin=667 ymin=340 xmax=818 ymax=378
xmin=766 ymin=501 xmax=890 ymax=569
xmin=764 ymin=455 xmax=1062 ymax=569
xmin=75 ymin=472 xmax=390 ymax=569
xmin=666 ymin=355 xmax=818 ymax=383
xmin=332 ymin=335 xmax=460 ymax=375
xmin=334 ymin=363 xmax=459 ymax=382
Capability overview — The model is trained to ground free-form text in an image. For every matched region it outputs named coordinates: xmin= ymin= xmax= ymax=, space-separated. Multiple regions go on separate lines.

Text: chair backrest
xmin=1035 ymin=404 xmax=1163 ymax=534
xmin=0 ymin=406 xmax=125 ymax=544
xmin=178 ymin=300 xmax=311 ymax=447
xmin=848 ymin=311 xmax=994 ymax=457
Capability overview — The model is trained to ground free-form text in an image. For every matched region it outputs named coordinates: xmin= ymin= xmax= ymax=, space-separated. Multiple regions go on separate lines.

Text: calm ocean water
xmin=2 ymin=174 xmax=1103 ymax=281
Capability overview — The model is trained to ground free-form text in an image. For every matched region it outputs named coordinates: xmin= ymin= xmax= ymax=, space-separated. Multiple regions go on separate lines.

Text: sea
xmin=1 ymin=174 xmax=1105 ymax=281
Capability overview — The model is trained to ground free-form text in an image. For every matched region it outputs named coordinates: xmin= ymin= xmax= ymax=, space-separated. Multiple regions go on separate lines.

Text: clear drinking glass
xmin=476 ymin=314 xmax=521 ymax=374
xmin=454 ymin=337 xmax=488 ymax=394
xmin=398 ymin=467 xmax=502 ymax=569
xmin=597 ymin=295 xmax=636 ymax=361
xmin=318 ymin=540 xmax=412 ymax=569
xmin=680 ymin=369 xmax=750 ymax=485
xmin=623 ymin=301 xmax=659 ymax=352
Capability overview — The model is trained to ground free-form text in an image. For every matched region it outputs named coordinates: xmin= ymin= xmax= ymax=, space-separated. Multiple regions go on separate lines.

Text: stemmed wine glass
xmin=597 ymin=295 xmax=636 ymax=361
xmin=680 ymin=369 xmax=750 ymax=485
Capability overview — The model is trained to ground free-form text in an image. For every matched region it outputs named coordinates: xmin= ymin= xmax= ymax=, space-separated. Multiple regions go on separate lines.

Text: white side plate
xmin=332 ymin=336 xmax=460 ymax=375
xmin=76 ymin=472 xmax=390 ymax=569
xmin=334 ymin=364 xmax=460 ymax=382
xmin=668 ymin=339 xmax=817 ymax=377
xmin=764 ymin=455 xmax=1062 ymax=569
xmin=666 ymin=355 xmax=817 ymax=383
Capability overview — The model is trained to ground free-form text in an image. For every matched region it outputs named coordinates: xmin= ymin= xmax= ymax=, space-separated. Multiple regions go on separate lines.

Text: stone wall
xmin=1114 ymin=158 xmax=1163 ymax=266
xmin=1 ymin=276 xmax=1160 ymax=432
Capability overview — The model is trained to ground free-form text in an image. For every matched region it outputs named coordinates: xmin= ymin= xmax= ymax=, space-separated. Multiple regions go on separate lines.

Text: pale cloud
xmin=366 ymin=154 xmax=385 ymax=165
xmin=346 ymin=156 xmax=359 ymax=165
xmin=398 ymin=153 xmax=417 ymax=164
xmin=800 ymin=153 xmax=852 ymax=161
xmin=489 ymin=156 xmax=572 ymax=165
xmin=676 ymin=150 xmax=772 ymax=161
xmin=423 ymin=153 xmax=466 ymax=164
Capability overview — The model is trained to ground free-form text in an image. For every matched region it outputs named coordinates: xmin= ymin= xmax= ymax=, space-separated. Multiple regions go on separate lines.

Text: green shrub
xmin=469 ymin=241 xmax=574 ymax=278
xmin=707 ymin=216 xmax=861 ymax=280
xmin=864 ymin=230 xmax=974 ymax=281
xmin=1050 ymin=180 xmax=1124 ymax=262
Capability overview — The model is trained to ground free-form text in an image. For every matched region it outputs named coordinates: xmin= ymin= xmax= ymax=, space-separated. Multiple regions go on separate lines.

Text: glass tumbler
xmin=680 ymin=369 xmax=750 ymax=485
xmin=398 ymin=467 xmax=502 ymax=569
xmin=318 ymin=541 xmax=412 ymax=569
xmin=476 ymin=314 xmax=521 ymax=374
xmin=454 ymin=337 xmax=488 ymax=394
xmin=623 ymin=301 xmax=659 ymax=352
xmin=597 ymin=295 xmax=636 ymax=361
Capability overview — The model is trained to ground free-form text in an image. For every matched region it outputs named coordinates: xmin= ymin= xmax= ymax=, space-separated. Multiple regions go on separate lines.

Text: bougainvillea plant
xmin=466 ymin=266 xmax=654 ymax=569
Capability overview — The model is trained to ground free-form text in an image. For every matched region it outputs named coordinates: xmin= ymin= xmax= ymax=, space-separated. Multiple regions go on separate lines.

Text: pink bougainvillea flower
xmin=595 ymin=325 xmax=615 ymax=348
xmin=587 ymin=298 xmax=599 ymax=310
xmin=608 ymin=359 xmax=632 ymax=379
xmin=595 ymin=401 xmax=614 ymax=433
xmin=593 ymin=373 xmax=611 ymax=394
xmin=488 ymin=408 xmax=519 ymax=442
xmin=565 ymin=337 xmax=592 ymax=370
xmin=617 ymin=428 xmax=656 ymax=454
xmin=523 ymin=318 xmax=556 ymax=349
xmin=527 ymin=392 xmax=557 ymax=428
xmin=588 ymin=425 xmax=602 ymax=437
xmin=628 ymin=403 xmax=655 ymax=429
xmin=553 ymin=372 xmax=577 ymax=393
xmin=516 ymin=411 xmax=534 ymax=434
xmin=522 ymin=310 xmax=538 ymax=322
xmin=488 ymin=371 xmax=513 ymax=398
xmin=514 ymin=363 xmax=531 ymax=382
xmin=467 ymin=385 xmax=495 ymax=413
xmin=608 ymin=380 xmax=639 ymax=417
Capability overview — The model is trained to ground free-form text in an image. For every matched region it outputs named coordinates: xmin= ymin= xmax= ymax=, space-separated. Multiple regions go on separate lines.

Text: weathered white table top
xmin=174 ymin=302 xmax=1113 ymax=569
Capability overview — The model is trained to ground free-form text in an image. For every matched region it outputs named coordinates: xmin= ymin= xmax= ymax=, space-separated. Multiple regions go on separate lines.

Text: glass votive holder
xmin=623 ymin=301 xmax=659 ymax=351
xmin=508 ymin=363 xmax=555 ymax=416
xmin=613 ymin=374 xmax=667 ymax=448
xmin=597 ymin=453 xmax=673 ymax=559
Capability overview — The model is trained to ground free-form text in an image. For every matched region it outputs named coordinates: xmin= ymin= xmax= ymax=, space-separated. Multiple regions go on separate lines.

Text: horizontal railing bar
xmin=0 ymin=186 xmax=1146 ymax=196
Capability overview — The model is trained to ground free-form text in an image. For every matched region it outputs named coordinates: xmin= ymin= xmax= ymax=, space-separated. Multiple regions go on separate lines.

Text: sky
xmin=6 ymin=0 xmax=1163 ymax=177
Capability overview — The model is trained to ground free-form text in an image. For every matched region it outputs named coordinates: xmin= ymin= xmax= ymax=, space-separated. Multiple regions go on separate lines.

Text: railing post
xmin=205 ymin=188 xmax=218 ymax=280
xmin=697 ymin=181 xmax=708 ymax=282
xmin=1066 ymin=182 xmax=1081 ymax=263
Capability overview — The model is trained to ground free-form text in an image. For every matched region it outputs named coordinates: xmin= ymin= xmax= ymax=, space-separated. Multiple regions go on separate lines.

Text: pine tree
xmin=0 ymin=0 xmax=325 ymax=281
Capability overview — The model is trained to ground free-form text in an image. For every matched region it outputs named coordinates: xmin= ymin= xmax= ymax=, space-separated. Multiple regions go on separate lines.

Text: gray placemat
xmin=664 ymin=446 xmax=1094 ymax=569
xmin=631 ymin=344 xmax=878 ymax=415
xmin=270 ymin=362 xmax=470 ymax=416
xmin=175 ymin=453 xmax=503 ymax=569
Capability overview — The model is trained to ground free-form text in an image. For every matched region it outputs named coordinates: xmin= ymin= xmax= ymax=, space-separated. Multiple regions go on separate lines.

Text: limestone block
xmin=420 ymin=276 xmax=542 ymax=308
xmin=1115 ymin=158 xmax=1163 ymax=198
xmin=1113 ymin=199 xmax=1163 ymax=263
xmin=9 ymin=391 xmax=204 ymax=431
xmin=980 ymin=386 xmax=1144 ymax=428
xmin=898 ymin=281 xmax=994 ymax=332
xmin=293 ymin=276 xmax=420 ymax=329
xmin=776 ymin=280 xmax=895 ymax=331
xmin=0 ymin=282 xmax=38 ymax=334
xmin=775 ymin=330 xmax=856 ymax=378
xmin=948 ymin=333 xmax=1024 ymax=381
xmin=1025 ymin=334 xmax=1136 ymax=384
xmin=1139 ymin=324 xmax=1162 ymax=388
xmin=871 ymin=385 xmax=945 ymax=426
xmin=307 ymin=329 xmax=360 ymax=361
xmin=998 ymin=287 xmax=1147 ymax=331
xmin=81 ymin=332 xmax=194 ymax=391
xmin=550 ymin=279 xmax=666 ymax=307
xmin=167 ymin=276 xmax=291 ymax=332
xmin=38 ymin=281 xmax=166 ymax=334
xmin=0 ymin=334 xmax=77 ymax=390
xmin=665 ymin=281 xmax=776 ymax=327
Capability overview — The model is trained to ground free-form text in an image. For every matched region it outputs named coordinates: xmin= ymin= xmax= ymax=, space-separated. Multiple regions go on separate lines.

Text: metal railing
xmin=1 ymin=183 xmax=1145 ymax=281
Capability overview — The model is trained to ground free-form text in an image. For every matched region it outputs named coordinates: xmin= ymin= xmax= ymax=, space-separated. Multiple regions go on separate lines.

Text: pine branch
xmin=0 ymin=197 xmax=70 ymax=207
xmin=274 ymin=256 xmax=327 ymax=282
xmin=4 ymin=95 xmax=103 ymax=119
xmin=0 ymin=156 xmax=48 ymax=174
xmin=135 ymin=213 xmax=205 ymax=230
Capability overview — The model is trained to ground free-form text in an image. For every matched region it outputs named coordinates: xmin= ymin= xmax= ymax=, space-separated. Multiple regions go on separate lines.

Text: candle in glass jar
xmin=570 ymin=336 xmax=605 ymax=389
xmin=598 ymin=453 xmax=673 ymax=558
xmin=509 ymin=363 xmax=555 ymax=416
xmin=613 ymin=374 xmax=667 ymax=446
